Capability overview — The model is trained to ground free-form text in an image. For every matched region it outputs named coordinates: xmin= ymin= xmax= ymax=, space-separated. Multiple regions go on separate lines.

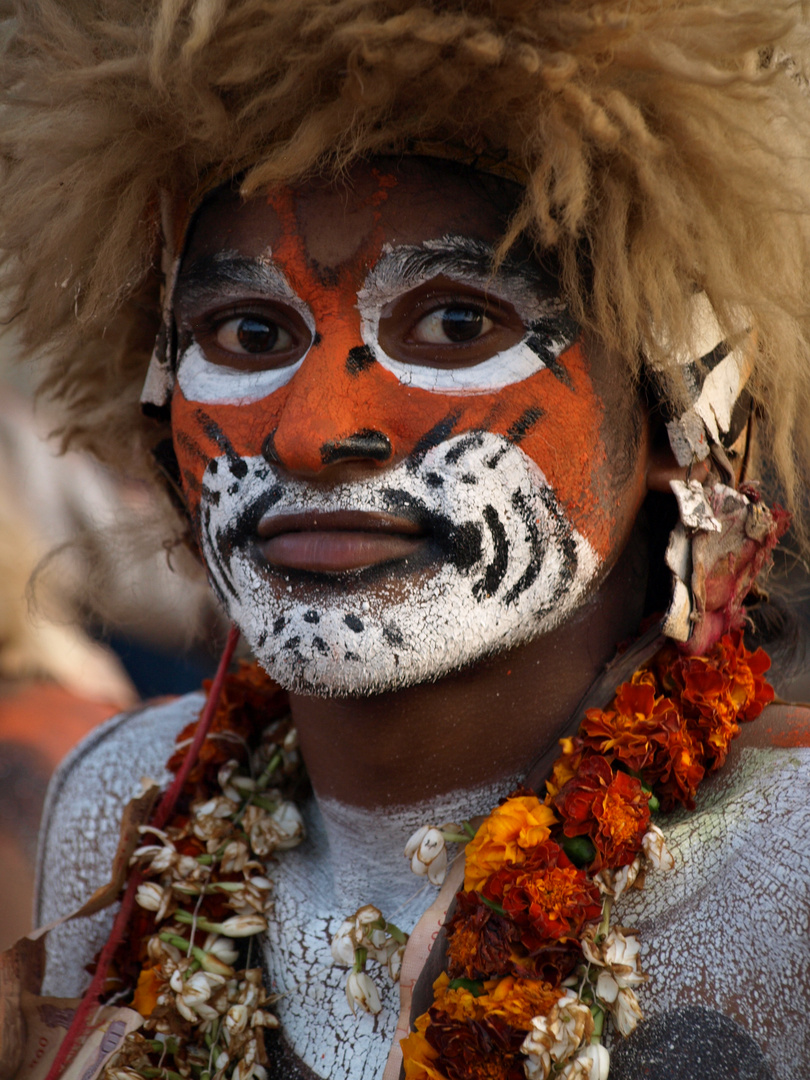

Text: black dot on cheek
xmin=312 ymin=636 xmax=328 ymax=654
xmin=344 ymin=651 xmax=361 ymax=662
xmin=273 ymin=616 xmax=286 ymax=635
xmin=283 ymin=636 xmax=301 ymax=650
xmin=344 ymin=614 xmax=364 ymax=633
xmin=209 ymin=459 xmax=218 ymax=474
xmin=303 ymin=610 xmax=320 ymax=624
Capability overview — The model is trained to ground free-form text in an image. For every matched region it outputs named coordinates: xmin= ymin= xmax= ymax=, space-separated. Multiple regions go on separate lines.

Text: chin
xmin=198 ymin=432 xmax=602 ymax=696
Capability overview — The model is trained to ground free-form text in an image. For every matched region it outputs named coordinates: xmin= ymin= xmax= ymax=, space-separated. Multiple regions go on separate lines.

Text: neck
xmin=288 ymin=527 xmax=648 ymax=813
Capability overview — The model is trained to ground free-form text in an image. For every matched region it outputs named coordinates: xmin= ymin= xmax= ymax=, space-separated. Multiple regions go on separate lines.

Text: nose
xmin=266 ymin=310 xmax=399 ymax=476
xmin=263 ymin=428 xmax=392 ymax=468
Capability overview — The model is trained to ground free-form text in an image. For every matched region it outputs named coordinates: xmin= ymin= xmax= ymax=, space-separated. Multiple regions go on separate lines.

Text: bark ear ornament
xmin=646 ymin=294 xmax=789 ymax=654
xmin=141 ymin=189 xmax=185 ymax=416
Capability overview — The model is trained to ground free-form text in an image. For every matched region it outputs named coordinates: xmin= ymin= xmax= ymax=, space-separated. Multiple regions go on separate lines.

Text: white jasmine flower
xmin=251 ymin=1010 xmax=280 ymax=1030
xmin=582 ymin=927 xmax=647 ymax=989
xmin=345 ymin=970 xmax=382 ymax=1015
xmin=224 ymin=1004 xmax=249 ymax=1036
xmin=642 ymin=824 xmax=676 ymax=871
xmin=387 ymin=944 xmax=406 ymax=982
xmin=331 ymin=918 xmax=358 ymax=966
xmin=611 ymin=986 xmax=643 ymax=1036
xmin=203 ymin=934 xmax=240 ymax=966
xmin=559 ymin=1044 xmax=610 ymax=1080
xmin=220 ymin=838 xmax=250 ymax=874
xmin=269 ymin=801 xmax=305 ymax=850
xmin=594 ymin=857 xmax=641 ymax=899
xmin=216 ymin=914 xmax=268 ymax=937
xmin=404 ymin=825 xmax=448 ymax=886
xmin=521 ymin=992 xmax=594 ymax=1080
xmin=135 ymin=882 xmax=165 ymax=914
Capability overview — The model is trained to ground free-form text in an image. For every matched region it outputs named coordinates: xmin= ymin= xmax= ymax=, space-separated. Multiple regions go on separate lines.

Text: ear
xmin=646 ymin=442 xmax=709 ymax=493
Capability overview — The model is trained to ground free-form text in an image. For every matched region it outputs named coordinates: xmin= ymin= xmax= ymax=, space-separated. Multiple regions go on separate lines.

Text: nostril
xmin=262 ymin=429 xmax=280 ymax=465
xmin=320 ymin=429 xmax=392 ymax=465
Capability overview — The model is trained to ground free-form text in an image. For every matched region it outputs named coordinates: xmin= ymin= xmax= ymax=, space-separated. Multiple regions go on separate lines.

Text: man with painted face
xmin=4 ymin=4 xmax=810 ymax=1080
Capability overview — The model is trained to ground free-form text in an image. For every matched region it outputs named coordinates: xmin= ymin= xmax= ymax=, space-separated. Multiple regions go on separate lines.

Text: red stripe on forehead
xmin=172 ymin=340 xmax=613 ymax=557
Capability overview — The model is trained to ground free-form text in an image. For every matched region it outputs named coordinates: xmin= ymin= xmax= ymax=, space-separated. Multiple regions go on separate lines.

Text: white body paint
xmin=199 ymin=431 xmax=600 ymax=695
xmin=36 ymin=700 xmax=810 ymax=1080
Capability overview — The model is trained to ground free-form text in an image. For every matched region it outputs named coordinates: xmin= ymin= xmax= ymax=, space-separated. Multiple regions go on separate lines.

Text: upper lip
xmin=256 ymin=510 xmax=425 ymax=539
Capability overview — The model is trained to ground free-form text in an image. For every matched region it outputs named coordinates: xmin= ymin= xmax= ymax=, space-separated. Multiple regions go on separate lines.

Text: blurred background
xmin=0 ymin=343 xmax=224 ymax=949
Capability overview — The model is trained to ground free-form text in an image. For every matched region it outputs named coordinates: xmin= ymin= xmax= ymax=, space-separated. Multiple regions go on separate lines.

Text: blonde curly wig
xmin=2 ymin=1 xmax=810 ymax=531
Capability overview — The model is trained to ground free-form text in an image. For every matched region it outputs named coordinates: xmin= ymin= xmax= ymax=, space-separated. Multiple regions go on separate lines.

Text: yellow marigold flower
xmin=401 ymin=1013 xmax=447 ymax=1080
xmin=132 ymin=966 xmax=161 ymax=1017
xmin=464 ymin=795 xmax=557 ymax=890
xmin=432 ymin=972 xmax=481 ymax=1023
xmin=480 ymin=976 xmax=559 ymax=1031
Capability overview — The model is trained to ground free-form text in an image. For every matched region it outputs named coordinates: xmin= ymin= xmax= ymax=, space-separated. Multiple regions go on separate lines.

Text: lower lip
xmin=257 ymin=531 xmax=426 ymax=573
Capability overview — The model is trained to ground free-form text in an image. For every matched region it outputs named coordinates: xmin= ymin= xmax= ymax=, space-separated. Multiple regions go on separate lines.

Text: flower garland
xmin=397 ymin=631 xmax=774 ymax=1080
xmin=99 ymin=661 xmax=307 ymax=1080
xmin=91 ymin=631 xmax=773 ymax=1080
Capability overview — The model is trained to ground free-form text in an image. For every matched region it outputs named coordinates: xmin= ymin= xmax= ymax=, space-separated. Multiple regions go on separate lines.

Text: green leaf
xmin=560 ymin=834 xmax=596 ymax=867
xmin=447 ymin=978 xmax=485 ymax=997
xmin=478 ymin=894 xmax=506 ymax=917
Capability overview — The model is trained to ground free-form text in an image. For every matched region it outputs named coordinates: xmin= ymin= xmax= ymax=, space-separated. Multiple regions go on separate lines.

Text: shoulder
xmin=35 ymin=692 xmax=204 ymax=996
xmin=734 ymin=700 xmax=810 ymax=751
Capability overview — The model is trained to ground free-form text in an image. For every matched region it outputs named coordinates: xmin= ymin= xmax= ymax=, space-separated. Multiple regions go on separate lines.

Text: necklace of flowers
xmin=49 ymin=628 xmax=773 ymax=1080
xmin=332 ymin=631 xmax=775 ymax=1080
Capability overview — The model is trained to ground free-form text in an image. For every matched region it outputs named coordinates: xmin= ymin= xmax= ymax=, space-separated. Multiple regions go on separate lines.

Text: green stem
xmin=597 ymin=897 xmax=612 ymax=941
xmin=591 ymin=1004 xmax=605 ymax=1043
xmin=353 ymin=946 xmax=368 ymax=973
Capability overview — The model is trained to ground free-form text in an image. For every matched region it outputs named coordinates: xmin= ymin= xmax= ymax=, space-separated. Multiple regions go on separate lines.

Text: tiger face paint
xmin=170 ymin=160 xmax=649 ymax=695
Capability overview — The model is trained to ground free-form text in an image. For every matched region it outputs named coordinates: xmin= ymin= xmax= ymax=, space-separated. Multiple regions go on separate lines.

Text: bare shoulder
xmin=35 ymin=692 xmax=204 ymax=997
xmin=735 ymin=699 xmax=810 ymax=750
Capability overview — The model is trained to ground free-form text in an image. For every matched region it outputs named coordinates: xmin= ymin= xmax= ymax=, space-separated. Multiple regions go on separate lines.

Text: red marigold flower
xmin=446 ymin=893 xmax=522 ymax=981
xmin=646 ymin=724 xmax=706 ymax=812
xmin=425 ymin=1009 xmax=526 ymax=1080
xmin=483 ymin=841 xmax=602 ymax=946
xmin=168 ymin=661 xmax=288 ymax=789
xmin=554 ymin=755 xmax=650 ymax=869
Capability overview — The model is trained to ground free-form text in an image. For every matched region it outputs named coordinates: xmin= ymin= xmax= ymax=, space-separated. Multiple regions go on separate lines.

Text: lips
xmin=255 ymin=510 xmax=426 ymax=573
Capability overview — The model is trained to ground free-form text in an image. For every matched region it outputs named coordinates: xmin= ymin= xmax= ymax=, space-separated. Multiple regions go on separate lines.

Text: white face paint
xmin=358 ymin=236 xmax=577 ymax=395
xmin=175 ymin=250 xmax=315 ymax=405
xmin=198 ymin=431 xmax=600 ymax=695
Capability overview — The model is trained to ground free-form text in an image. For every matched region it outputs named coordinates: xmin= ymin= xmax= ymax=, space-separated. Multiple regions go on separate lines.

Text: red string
xmin=43 ymin=624 xmax=241 ymax=1080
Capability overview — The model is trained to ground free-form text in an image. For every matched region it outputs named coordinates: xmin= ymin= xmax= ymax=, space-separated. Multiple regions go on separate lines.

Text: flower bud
xmin=404 ymin=826 xmax=447 ymax=885
xmin=345 ymin=970 xmax=382 ymax=1015
xmin=225 ymin=1004 xmax=249 ymax=1035
xmin=611 ymin=986 xmax=643 ymax=1036
xmin=135 ymin=882 xmax=165 ymax=913
xmin=561 ymin=1043 xmax=610 ymax=1080
xmin=330 ymin=919 xmax=357 ymax=966
xmin=217 ymin=914 xmax=268 ymax=937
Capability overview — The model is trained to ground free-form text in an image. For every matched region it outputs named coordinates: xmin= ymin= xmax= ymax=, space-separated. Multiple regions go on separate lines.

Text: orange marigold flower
xmin=464 ymin=795 xmax=556 ymax=891
xmin=554 ymin=755 xmax=650 ymax=869
xmin=132 ymin=965 xmax=161 ymax=1017
xmin=402 ymin=1013 xmax=449 ymax=1080
xmin=580 ymin=680 xmax=682 ymax=776
xmin=647 ymin=724 xmax=706 ymax=811
xmin=545 ymin=737 xmax=585 ymax=800
xmin=483 ymin=840 xmax=602 ymax=947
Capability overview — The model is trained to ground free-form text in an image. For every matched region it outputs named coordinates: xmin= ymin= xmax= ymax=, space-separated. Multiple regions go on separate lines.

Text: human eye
xmin=215 ymin=314 xmax=293 ymax=355
xmin=190 ymin=305 xmax=311 ymax=370
xmin=378 ymin=278 xmax=524 ymax=369
xmin=410 ymin=304 xmax=494 ymax=345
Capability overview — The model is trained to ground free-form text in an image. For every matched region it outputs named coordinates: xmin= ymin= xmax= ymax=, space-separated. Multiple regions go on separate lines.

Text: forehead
xmin=182 ymin=158 xmax=521 ymax=270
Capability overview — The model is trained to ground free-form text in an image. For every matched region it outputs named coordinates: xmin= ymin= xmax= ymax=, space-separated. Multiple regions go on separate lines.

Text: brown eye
xmin=412 ymin=306 xmax=493 ymax=345
xmin=216 ymin=316 xmax=293 ymax=355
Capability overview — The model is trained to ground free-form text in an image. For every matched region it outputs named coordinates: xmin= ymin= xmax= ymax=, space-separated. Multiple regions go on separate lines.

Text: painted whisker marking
xmin=196 ymin=408 xmax=249 ymax=478
xmin=407 ymin=412 xmax=461 ymax=469
xmin=472 ymin=504 xmax=509 ymax=599
xmin=507 ymin=406 xmax=545 ymax=444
